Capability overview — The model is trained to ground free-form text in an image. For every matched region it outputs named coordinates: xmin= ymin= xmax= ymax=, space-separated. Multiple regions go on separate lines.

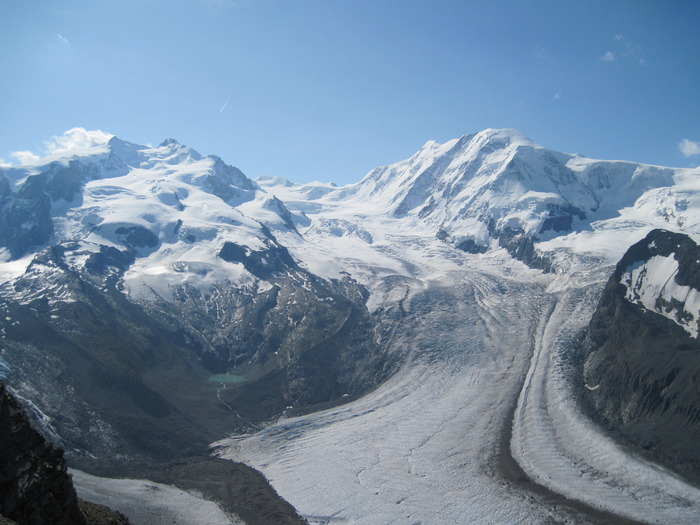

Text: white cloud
xmin=11 ymin=151 xmax=41 ymax=165
xmin=679 ymin=139 xmax=700 ymax=157
xmin=57 ymin=33 xmax=70 ymax=45
xmin=44 ymin=127 xmax=113 ymax=155
xmin=554 ymin=92 xmax=561 ymax=100
xmin=7 ymin=128 xmax=113 ymax=166
xmin=601 ymin=34 xmax=644 ymax=65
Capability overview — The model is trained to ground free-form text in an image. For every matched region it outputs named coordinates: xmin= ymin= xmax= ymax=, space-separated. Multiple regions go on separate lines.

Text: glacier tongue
xmin=217 ymin=268 xmax=700 ymax=524
xmin=215 ymin=273 xmax=560 ymax=524
xmin=512 ymin=283 xmax=700 ymax=525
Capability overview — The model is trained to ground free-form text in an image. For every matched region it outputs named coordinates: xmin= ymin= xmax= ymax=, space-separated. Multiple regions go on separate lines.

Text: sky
xmin=1 ymin=0 xmax=699 ymax=185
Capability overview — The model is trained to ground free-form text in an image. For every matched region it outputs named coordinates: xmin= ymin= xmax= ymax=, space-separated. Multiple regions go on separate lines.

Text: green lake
xmin=208 ymin=373 xmax=246 ymax=384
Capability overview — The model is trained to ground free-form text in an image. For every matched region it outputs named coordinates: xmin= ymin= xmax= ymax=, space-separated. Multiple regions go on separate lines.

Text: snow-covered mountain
xmin=0 ymin=133 xmax=388 ymax=462
xmin=0 ymin=136 xmax=303 ymax=298
xmin=2 ymin=128 xmax=700 ymax=524
xmin=260 ymin=127 xmax=700 ymax=276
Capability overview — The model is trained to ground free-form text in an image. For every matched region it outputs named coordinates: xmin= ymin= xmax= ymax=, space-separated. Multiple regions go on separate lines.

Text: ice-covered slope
xmin=261 ymin=128 xmax=699 ymax=274
xmin=0 ymin=135 xmax=300 ymax=300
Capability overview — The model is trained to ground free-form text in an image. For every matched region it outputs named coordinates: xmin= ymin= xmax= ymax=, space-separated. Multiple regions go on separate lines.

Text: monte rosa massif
xmin=0 ymin=128 xmax=699 ymax=524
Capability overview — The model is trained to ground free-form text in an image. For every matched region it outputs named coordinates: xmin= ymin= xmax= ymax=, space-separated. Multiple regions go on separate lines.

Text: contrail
xmin=219 ymin=97 xmax=230 ymax=113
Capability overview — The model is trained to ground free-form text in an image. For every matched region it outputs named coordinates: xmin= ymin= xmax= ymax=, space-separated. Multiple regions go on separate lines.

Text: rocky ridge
xmin=583 ymin=229 xmax=700 ymax=482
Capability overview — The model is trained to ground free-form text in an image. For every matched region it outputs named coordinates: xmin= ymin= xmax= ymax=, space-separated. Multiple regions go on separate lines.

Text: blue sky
xmin=1 ymin=0 xmax=699 ymax=184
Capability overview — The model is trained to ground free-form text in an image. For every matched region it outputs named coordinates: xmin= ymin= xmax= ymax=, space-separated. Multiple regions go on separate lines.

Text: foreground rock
xmin=0 ymin=381 xmax=129 ymax=525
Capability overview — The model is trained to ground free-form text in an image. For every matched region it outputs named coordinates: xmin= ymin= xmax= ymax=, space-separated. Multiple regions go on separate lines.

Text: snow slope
xmin=621 ymin=254 xmax=700 ymax=338
xmin=0 ymin=136 xmax=299 ymax=301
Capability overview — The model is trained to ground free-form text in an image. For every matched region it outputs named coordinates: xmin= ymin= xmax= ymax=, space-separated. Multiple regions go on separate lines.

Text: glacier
xmin=218 ymin=130 xmax=700 ymax=523
xmin=214 ymin=256 xmax=700 ymax=524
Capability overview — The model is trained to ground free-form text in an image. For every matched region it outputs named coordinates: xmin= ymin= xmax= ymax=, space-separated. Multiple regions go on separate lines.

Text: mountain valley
xmin=1 ymin=128 xmax=699 ymax=524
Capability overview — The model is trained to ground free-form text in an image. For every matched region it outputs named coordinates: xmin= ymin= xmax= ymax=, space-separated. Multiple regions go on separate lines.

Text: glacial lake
xmin=208 ymin=374 xmax=246 ymax=384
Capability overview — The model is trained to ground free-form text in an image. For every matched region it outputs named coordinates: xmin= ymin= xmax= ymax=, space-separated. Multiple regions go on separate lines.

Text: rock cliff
xmin=583 ymin=229 xmax=700 ymax=482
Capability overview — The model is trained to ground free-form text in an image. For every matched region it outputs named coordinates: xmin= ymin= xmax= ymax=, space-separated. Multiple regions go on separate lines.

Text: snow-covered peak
xmin=306 ymin=128 xmax=587 ymax=259
xmin=0 ymin=132 xmax=305 ymax=301
xmin=106 ymin=136 xmax=148 ymax=168
xmin=469 ymin=127 xmax=543 ymax=151
xmin=141 ymin=138 xmax=203 ymax=165
xmin=265 ymin=128 xmax=700 ymax=278
xmin=340 ymin=128 xmax=566 ymax=216
xmin=255 ymin=174 xmax=296 ymax=188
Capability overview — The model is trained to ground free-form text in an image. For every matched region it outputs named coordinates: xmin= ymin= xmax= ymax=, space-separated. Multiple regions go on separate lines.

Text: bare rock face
xmin=0 ymin=381 xmax=86 ymax=525
xmin=583 ymin=229 xmax=700 ymax=482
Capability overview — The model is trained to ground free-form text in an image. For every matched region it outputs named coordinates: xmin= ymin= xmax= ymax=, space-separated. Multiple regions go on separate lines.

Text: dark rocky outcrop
xmin=84 ymin=246 xmax=136 ymax=275
xmin=78 ymin=501 xmax=130 ymax=525
xmin=114 ymin=226 xmax=159 ymax=250
xmin=218 ymin=239 xmax=297 ymax=280
xmin=492 ymin=225 xmax=553 ymax=272
xmin=0 ymin=382 xmax=86 ymax=524
xmin=582 ymin=229 xmax=700 ymax=483
xmin=539 ymin=203 xmax=586 ymax=233
xmin=0 ymin=382 xmax=130 ymax=525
